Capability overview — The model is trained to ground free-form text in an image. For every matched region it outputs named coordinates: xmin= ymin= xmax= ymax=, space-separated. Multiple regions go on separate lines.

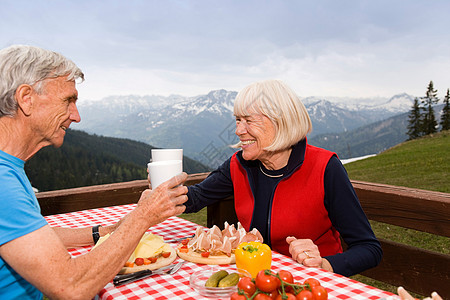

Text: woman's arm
xmin=323 ymin=156 xmax=382 ymax=276
xmin=185 ymin=156 xmax=234 ymax=213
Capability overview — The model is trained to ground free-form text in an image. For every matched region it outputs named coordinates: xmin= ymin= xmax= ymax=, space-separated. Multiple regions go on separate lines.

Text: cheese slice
xmin=128 ymin=233 xmax=166 ymax=261
xmin=92 ymin=232 xmax=166 ymax=261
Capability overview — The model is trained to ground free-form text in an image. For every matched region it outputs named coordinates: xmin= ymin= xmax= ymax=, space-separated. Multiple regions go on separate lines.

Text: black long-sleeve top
xmin=185 ymin=139 xmax=382 ymax=276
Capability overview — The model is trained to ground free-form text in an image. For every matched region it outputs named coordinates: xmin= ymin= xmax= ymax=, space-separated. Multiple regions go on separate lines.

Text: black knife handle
xmin=113 ymin=269 xmax=152 ymax=286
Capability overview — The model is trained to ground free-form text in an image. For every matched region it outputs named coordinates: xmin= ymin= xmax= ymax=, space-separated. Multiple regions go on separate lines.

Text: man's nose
xmin=70 ymin=103 xmax=81 ymax=123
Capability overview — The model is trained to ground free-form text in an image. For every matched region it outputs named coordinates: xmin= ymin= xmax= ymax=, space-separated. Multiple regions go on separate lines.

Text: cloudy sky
xmin=1 ymin=0 xmax=449 ymax=102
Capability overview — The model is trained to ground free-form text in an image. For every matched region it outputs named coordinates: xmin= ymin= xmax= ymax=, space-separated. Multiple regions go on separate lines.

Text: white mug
xmin=151 ymin=149 xmax=183 ymax=162
xmin=147 ymin=160 xmax=183 ymax=188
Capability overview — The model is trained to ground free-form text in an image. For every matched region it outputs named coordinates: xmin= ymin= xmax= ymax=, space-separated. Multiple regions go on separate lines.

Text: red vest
xmin=230 ymin=144 xmax=343 ymax=257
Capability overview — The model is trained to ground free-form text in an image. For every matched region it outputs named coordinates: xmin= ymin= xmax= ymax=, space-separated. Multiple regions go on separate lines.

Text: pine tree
xmin=440 ymin=89 xmax=450 ymax=131
xmin=407 ymin=98 xmax=423 ymax=140
xmin=420 ymin=81 xmax=439 ymax=135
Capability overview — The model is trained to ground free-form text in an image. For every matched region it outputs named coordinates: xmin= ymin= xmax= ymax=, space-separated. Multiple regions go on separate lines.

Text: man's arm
xmin=0 ymin=173 xmax=188 ymax=300
xmin=52 ymin=222 xmax=120 ymax=248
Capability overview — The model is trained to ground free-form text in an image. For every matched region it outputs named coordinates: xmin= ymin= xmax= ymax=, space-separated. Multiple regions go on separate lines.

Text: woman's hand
xmin=286 ymin=236 xmax=332 ymax=271
xmin=397 ymin=287 xmax=443 ymax=300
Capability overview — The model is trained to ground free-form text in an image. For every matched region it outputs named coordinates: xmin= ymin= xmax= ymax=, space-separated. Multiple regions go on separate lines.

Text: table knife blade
xmin=113 ymin=264 xmax=174 ymax=286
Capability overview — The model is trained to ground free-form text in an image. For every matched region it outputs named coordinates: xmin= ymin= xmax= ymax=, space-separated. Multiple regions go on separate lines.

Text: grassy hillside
xmin=344 ymin=130 xmax=449 ymax=193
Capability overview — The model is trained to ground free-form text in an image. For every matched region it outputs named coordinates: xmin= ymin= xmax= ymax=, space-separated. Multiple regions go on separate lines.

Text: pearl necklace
xmin=259 ymin=164 xmax=284 ymax=178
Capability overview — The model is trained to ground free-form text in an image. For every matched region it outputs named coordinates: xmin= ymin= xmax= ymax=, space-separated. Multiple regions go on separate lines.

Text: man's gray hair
xmin=0 ymin=45 xmax=84 ymax=117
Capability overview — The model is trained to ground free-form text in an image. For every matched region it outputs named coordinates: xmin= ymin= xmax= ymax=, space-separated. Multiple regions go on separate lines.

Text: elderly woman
xmin=185 ymin=79 xmax=382 ymax=276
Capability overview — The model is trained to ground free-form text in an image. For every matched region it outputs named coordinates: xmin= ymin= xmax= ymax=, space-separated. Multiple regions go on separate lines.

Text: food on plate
xmin=235 ymin=241 xmax=272 ymax=278
xmin=231 ymin=270 xmax=329 ymax=300
xmin=94 ymin=232 xmax=176 ymax=274
xmin=177 ymin=221 xmax=263 ymax=264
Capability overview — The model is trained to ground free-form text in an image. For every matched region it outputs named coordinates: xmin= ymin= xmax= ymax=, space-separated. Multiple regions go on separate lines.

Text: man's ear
xmin=15 ymin=84 xmax=34 ymax=116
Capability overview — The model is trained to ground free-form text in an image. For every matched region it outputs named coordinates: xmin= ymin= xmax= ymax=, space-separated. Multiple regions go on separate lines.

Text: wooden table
xmin=45 ymin=204 xmax=397 ymax=299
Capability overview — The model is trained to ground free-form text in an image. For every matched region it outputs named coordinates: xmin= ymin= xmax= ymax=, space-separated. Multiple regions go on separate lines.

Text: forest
xmin=25 ymin=129 xmax=209 ymax=192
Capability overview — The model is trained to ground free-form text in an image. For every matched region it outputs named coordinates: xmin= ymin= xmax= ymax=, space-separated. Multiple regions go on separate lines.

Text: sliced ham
xmin=241 ymin=233 xmax=259 ymax=243
xmin=249 ymin=228 xmax=264 ymax=242
xmin=185 ymin=222 xmax=264 ymax=254
xmin=201 ymin=232 xmax=212 ymax=251
xmin=220 ymin=236 xmax=233 ymax=256
xmin=210 ymin=225 xmax=223 ymax=239
xmin=222 ymin=222 xmax=237 ymax=238
xmin=210 ymin=239 xmax=223 ymax=253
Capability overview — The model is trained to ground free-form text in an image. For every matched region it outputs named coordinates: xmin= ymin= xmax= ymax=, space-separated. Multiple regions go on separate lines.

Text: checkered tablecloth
xmin=45 ymin=204 xmax=396 ymax=300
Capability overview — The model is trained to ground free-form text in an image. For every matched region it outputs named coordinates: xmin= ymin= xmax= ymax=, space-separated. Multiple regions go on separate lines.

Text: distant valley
xmin=74 ymin=90 xmax=418 ymax=167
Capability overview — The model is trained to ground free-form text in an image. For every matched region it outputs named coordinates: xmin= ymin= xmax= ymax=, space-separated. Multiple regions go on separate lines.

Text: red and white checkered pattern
xmin=45 ymin=204 xmax=396 ymax=300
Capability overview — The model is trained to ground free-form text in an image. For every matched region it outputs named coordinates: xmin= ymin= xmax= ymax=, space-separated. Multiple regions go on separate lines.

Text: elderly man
xmin=0 ymin=45 xmax=188 ymax=299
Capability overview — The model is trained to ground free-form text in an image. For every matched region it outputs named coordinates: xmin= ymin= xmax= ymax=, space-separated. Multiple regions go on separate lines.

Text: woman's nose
xmin=235 ymin=121 xmax=247 ymax=136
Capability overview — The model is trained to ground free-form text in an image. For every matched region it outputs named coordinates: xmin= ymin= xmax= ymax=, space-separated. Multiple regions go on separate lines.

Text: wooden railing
xmin=36 ymin=173 xmax=450 ymax=298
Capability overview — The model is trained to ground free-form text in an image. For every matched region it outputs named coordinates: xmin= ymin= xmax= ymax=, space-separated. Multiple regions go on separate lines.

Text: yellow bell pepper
xmin=235 ymin=241 xmax=272 ymax=278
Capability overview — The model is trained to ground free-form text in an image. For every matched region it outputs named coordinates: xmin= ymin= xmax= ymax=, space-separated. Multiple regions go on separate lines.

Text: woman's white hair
xmin=0 ymin=45 xmax=84 ymax=117
xmin=233 ymin=79 xmax=312 ymax=152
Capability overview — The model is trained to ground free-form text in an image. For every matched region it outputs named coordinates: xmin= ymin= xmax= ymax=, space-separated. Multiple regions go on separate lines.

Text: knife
xmin=164 ymin=234 xmax=195 ymax=243
xmin=113 ymin=264 xmax=175 ymax=286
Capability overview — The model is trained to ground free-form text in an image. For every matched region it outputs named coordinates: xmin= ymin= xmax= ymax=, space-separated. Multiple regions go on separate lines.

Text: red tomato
xmin=304 ymin=278 xmax=321 ymax=289
xmin=255 ymin=270 xmax=279 ymax=293
xmin=296 ymin=290 xmax=314 ymax=300
xmin=237 ymin=277 xmax=256 ymax=296
xmin=278 ymin=270 xmax=294 ymax=285
xmin=201 ymin=251 xmax=210 ymax=257
xmin=277 ymin=269 xmax=294 ymax=293
xmin=230 ymin=292 xmax=247 ymax=300
xmin=161 ymin=251 xmax=170 ymax=258
xmin=268 ymin=289 xmax=279 ymax=300
xmin=311 ymin=285 xmax=328 ymax=300
xmin=276 ymin=292 xmax=296 ymax=300
xmin=149 ymin=256 xmax=158 ymax=263
xmin=254 ymin=293 xmax=274 ymax=300
xmin=134 ymin=258 xmax=144 ymax=266
xmin=181 ymin=238 xmax=189 ymax=245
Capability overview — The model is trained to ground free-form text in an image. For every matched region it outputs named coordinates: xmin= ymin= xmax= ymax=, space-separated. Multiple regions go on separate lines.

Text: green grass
xmin=180 ymin=207 xmax=208 ymax=227
xmin=179 ymin=130 xmax=450 ymax=298
xmin=344 ymin=130 xmax=449 ymax=193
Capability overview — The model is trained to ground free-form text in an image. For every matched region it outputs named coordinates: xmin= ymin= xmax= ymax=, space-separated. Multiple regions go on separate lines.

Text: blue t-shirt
xmin=0 ymin=149 xmax=47 ymax=299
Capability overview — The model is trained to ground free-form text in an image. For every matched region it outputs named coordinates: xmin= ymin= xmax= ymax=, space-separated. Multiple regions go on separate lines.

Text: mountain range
xmin=74 ymin=90 xmax=417 ymax=167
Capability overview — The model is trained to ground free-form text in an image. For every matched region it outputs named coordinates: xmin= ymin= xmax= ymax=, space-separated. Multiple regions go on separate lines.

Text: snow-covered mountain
xmin=303 ymin=93 xmax=413 ymax=113
xmin=74 ymin=90 xmax=415 ymax=167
